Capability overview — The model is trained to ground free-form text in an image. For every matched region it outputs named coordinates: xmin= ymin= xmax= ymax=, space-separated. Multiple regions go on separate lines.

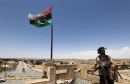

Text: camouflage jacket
xmin=95 ymin=55 xmax=114 ymax=76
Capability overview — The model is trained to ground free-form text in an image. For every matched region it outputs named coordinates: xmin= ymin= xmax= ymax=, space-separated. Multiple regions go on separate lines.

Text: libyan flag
xmin=28 ymin=6 xmax=52 ymax=28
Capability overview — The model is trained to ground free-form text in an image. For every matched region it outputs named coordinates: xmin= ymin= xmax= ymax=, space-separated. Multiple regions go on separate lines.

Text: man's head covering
xmin=97 ymin=47 xmax=106 ymax=54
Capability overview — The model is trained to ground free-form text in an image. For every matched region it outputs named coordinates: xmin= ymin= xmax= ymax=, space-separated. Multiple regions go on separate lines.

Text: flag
xmin=28 ymin=6 xmax=52 ymax=28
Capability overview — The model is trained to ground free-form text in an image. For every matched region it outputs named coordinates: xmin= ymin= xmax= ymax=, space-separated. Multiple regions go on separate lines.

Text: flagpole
xmin=50 ymin=6 xmax=53 ymax=60
xmin=50 ymin=24 xmax=53 ymax=59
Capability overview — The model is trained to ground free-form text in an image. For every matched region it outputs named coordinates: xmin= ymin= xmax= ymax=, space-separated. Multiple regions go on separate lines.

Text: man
xmin=92 ymin=47 xmax=116 ymax=84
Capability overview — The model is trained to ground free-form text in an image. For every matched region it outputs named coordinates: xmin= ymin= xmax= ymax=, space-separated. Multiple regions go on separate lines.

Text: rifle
xmin=111 ymin=64 xmax=123 ymax=79
xmin=115 ymin=69 xmax=123 ymax=79
xmin=91 ymin=64 xmax=108 ymax=84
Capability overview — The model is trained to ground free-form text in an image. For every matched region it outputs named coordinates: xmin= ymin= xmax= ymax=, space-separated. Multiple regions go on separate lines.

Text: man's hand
xmin=91 ymin=67 xmax=97 ymax=74
xmin=111 ymin=63 xmax=118 ymax=71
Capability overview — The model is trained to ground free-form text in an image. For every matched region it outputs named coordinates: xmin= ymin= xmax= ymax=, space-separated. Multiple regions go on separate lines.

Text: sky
xmin=0 ymin=0 xmax=130 ymax=59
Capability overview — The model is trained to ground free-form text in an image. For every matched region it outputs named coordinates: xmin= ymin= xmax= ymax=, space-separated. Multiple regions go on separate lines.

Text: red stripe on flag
xmin=40 ymin=6 xmax=52 ymax=16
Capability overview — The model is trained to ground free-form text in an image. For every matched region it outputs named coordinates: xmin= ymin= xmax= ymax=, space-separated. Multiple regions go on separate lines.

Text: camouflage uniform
xmin=95 ymin=55 xmax=114 ymax=84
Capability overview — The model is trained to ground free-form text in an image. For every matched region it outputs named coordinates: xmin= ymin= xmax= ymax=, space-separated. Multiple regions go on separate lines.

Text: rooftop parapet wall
xmin=56 ymin=64 xmax=76 ymax=69
xmin=56 ymin=64 xmax=76 ymax=80
xmin=25 ymin=66 xmax=56 ymax=84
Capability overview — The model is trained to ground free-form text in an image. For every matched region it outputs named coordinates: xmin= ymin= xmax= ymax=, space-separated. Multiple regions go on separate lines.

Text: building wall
xmin=26 ymin=63 xmax=99 ymax=84
xmin=56 ymin=64 xmax=76 ymax=80
xmin=25 ymin=66 xmax=56 ymax=84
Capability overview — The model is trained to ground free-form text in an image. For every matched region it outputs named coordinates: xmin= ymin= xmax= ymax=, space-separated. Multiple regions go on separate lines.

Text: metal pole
xmin=50 ymin=25 xmax=53 ymax=59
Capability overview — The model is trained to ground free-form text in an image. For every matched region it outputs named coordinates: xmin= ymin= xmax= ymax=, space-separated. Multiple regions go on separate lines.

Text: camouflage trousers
xmin=99 ymin=69 xmax=115 ymax=84
xmin=100 ymin=75 xmax=114 ymax=84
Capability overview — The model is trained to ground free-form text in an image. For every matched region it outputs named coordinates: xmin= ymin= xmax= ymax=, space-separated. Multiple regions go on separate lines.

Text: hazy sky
xmin=0 ymin=0 xmax=130 ymax=59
